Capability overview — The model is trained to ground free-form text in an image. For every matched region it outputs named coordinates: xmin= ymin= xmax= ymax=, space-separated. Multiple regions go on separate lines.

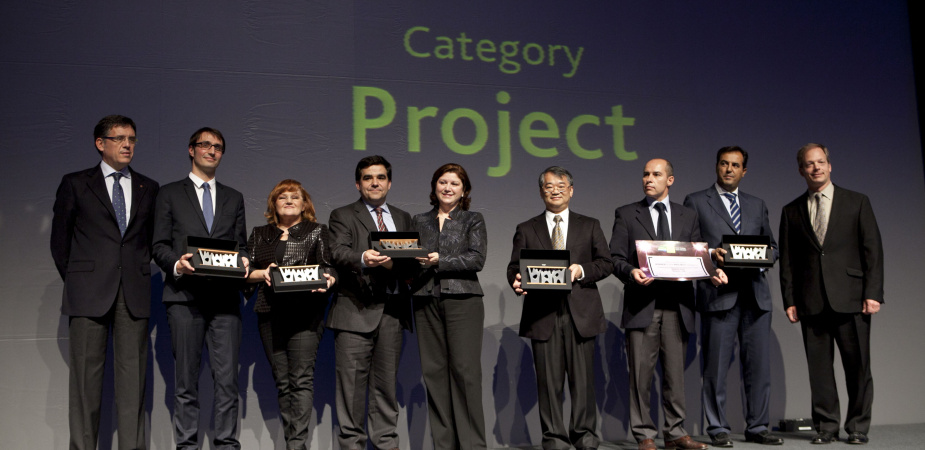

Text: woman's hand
xmin=263 ymin=263 xmax=277 ymax=286
xmin=416 ymin=252 xmax=439 ymax=267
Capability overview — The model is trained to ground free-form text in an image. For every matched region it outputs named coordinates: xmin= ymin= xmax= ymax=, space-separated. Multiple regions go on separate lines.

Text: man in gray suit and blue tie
xmin=683 ymin=146 xmax=783 ymax=447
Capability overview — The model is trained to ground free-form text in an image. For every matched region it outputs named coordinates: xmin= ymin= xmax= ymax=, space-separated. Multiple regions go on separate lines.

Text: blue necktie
xmin=655 ymin=202 xmax=670 ymax=240
xmin=723 ymin=192 xmax=742 ymax=234
xmin=202 ymin=182 xmax=214 ymax=233
xmin=111 ymin=173 xmax=127 ymax=236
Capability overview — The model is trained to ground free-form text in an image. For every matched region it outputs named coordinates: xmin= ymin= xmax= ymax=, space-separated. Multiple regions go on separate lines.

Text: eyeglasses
xmin=543 ymin=184 xmax=570 ymax=194
xmin=101 ymin=135 xmax=138 ymax=144
xmin=194 ymin=141 xmax=224 ymax=152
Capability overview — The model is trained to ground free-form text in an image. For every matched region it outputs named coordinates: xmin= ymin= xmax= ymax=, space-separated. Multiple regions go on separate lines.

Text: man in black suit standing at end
xmin=152 ymin=127 xmax=249 ymax=450
xmin=507 ymin=166 xmax=613 ymax=450
xmin=684 ymin=146 xmax=783 ymax=447
xmin=327 ymin=155 xmax=413 ymax=450
xmin=52 ymin=115 xmax=159 ymax=450
xmin=611 ymin=158 xmax=724 ymax=450
xmin=779 ymin=143 xmax=883 ymax=445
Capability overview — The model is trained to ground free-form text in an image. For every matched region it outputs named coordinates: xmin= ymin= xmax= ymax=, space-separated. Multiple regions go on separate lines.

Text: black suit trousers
xmin=166 ymin=301 xmax=242 ymax=450
xmin=531 ymin=299 xmax=599 ymax=450
xmin=800 ymin=309 xmax=873 ymax=435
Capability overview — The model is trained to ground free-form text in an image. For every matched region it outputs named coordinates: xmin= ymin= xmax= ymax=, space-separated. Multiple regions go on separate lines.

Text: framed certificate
xmin=187 ymin=236 xmax=247 ymax=278
xmin=369 ymin=231 xmax=428 ymax=258
xmin=519 ymin=249 xmax=572 ymax=291
xmin=635 ymin=240 xmax=716 ymax=280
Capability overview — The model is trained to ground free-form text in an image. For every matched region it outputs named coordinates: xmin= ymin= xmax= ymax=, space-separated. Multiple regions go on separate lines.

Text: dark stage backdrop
xmin=1 ymin=1 xmax=922 ymax=449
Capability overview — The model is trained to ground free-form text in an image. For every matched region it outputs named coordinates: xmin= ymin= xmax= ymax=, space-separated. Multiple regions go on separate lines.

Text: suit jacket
xmin=506 ymin=211 xmax=613 ymax=340
xmin=246 ymin=221 xmax=333 ymax=319
xmin=410 ymin=207 xmax=486 ymax=298
xmin=151 ymin=177 xmax=249 ymax=303
xmin=684 ymin=186 xmax=778 ymax=312
xmin=51 ymin=165 xmax=159 ymax=318
xmin=327 ymin=199 xmax=414 ymax=333
xmin=779 ymin=184 xmax=884 ymax=316
xmin=610 ymin=199 xmax=701 ymax=333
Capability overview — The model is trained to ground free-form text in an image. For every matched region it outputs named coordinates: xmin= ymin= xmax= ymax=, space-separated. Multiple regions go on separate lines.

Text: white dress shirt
xmin=100 ymin=161 xmax=132 ymax=220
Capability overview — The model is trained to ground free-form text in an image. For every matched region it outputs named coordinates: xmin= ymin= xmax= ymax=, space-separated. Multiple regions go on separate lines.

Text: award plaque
xmin=270 ymin=265 xmax=327 ymax=292
xmin=520 ymin=249 xmax=572 ymax=291
xmin=187 ymin=236 xmax=247 ymax=278
xmin=369 ymin=231 xmax=428 ymax=258
xmin=635 ymin=240 xmax=716 ymax=280
xmin=721 ymin=234 xmax=774 ymax=268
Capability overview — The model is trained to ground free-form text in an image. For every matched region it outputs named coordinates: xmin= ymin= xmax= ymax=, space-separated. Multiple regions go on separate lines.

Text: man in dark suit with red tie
xmin=779 ymin=143 xmax=883 ymax=445
xmin=684 ymin=146 xmax=782 ymax=447
xmin=610 ymin=158 xmax=724 ymax=450
xmin=507 ymin=166 xmax=613 ymax=450
xmin=327 ymin=155 xmax=414 ymax=450
xmin=152 ymin=127 xmax=250 ymax=450
xmin=51 ymin=114 xmax=159 ymax=450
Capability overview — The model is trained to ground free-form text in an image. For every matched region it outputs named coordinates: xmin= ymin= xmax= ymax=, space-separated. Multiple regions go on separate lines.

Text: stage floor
xmin=498 ymin=423 xmax=924 ymax=449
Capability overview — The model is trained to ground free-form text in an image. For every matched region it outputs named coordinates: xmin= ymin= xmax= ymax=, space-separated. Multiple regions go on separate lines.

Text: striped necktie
xmin=723 ymin=192 xmax=741 ymax=234
xmin=111 ymin=172 xmax=127 ymax=236
xmin=374 ymin=207 xmax=387 ymax=232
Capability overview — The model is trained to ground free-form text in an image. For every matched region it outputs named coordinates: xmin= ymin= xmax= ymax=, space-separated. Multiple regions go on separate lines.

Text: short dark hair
xmin=659 ymin=159 xmax=675 ymax=177
xmin=797 ymin=143 xmax=829 ymax=166
xmin=716 ymin=146 xmax=749 ymax=169
xmin=93 ymin=115 xmax=135 ymax=152
xmin=355 ymin=155 xmax=392 ymax=182
xmin=429 ymin=163 xmax=472 ymax=210
xmin=538 ymin=166 xmax=574 ymax=189
xmin=188 ymin=127 xmax=225 ymax=161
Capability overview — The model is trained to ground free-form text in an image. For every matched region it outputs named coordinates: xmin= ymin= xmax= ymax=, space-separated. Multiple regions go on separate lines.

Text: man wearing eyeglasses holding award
xmin=52 ymin=115 xmax=159 ymax=450
xmin=152 ymin=127 xmax=250 ymax=450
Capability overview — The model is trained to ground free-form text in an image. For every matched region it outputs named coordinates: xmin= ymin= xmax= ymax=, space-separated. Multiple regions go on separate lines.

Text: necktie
xmin=723 ymin=192 xmax=742 ymax=234
xmin=813 ymin=192 xmax=827 ymax=244
xmin=111 ymin=173 xmax=127 ymax=236
xmin=374 ymin=207 xmax=387 ymax=232
xmin=202 ymin=182 xmax=214 ymax=233
xmin=655 ymin=202 xmax=670 ymax=240
xmin=552 ymin=215 xmax=565 ymax=250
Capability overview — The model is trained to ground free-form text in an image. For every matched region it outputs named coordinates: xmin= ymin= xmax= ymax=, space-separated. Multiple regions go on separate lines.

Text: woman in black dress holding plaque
xmin=246 ymin=179 xmax=334 ymax=450
xmin=411 ymin=163 xmax=488 ymax=450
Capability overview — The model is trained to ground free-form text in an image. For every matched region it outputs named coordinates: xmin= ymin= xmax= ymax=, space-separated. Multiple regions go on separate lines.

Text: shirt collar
xmin=714 ymin=183 xmax=739 ymax=197
xmin=811 ymin=182 xmax=835 ymax=199
xmin=646 ymin=195 xmax=670 ymax=208
xmin=100 ymin=161 xmax=130 ymax=179
xmin=364 ymin=200 xmax=390 ymax=215
xmin=189 ymin=172 xmax=215 ymax=189
xmin=545 ymin=208 xmax=569 ymax=223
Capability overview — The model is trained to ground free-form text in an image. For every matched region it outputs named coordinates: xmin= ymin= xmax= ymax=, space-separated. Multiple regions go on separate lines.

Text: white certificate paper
xmin=646 ymin=255 xmax=710 ymax=279
xmin=635 ymin=240 xmax=716 ymax=280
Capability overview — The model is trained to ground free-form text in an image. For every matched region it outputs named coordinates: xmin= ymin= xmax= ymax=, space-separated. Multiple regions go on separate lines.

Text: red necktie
xmin=374 ymin=207 xmax=387 ymax=232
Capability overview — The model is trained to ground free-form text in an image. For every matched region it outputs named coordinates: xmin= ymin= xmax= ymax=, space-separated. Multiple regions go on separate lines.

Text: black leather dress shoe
xmin=745 ymin=430 xmax=783 ymax=445
xmin=711 ymin=432 xmax=734 ymax=447
xmin=847 ymin=432 xmax=869 ymax=444
xmin=812 ymin=431 xmax=837 ymax=444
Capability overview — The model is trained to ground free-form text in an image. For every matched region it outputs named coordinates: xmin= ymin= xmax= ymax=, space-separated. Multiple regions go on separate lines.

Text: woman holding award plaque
xmin=246 ymin=179 xmax=334 ymax=450
xmin=411 ymin=163 xmax=488 ymax=449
